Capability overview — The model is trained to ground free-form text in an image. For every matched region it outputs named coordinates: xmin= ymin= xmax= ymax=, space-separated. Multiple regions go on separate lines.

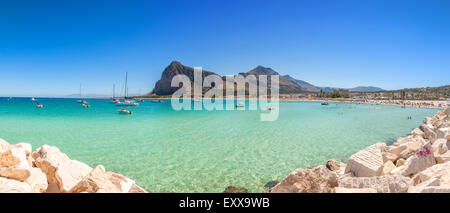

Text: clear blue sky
xmin=1 ymin=0 xmax=449 ymax=97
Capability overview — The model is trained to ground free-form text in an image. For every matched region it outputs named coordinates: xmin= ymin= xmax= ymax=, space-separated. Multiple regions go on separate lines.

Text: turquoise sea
xmin=0 ymin=97 xmax=439 ymax=192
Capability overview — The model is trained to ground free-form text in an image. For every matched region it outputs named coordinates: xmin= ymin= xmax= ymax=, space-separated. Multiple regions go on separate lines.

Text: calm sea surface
xmin=0 ymin=97 xmax=439 ymax=192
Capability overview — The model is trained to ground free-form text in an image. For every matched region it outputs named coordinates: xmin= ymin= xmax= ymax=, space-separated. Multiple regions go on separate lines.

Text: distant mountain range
xmin=150 ymin=61 xmax=384 ymax=95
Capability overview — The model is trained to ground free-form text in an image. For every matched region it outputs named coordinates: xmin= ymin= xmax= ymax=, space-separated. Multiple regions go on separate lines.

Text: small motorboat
xmin=236 ymin=103 xmax=244 ymax=108
xmin=137 ymin=99 xmax=144 ymax=102
xmin=110 ymin=98 xmax=120 ymax=104
xmin=268 ymin=106 xmax=274 ymax=110
xmin=82 ymin=103 xmax=90 ymax=108
xmin=36 ymin=103 xmax=43 ymax=108
xmin=151 ymin=100 xmax=163 ymax=103
xmin=31 ymin=97 xmax=36 ymax=101
xmin=321 ymin=102 xmax=329 ymax=105
xmin=118 ymin=109 xmax=132 ymax=115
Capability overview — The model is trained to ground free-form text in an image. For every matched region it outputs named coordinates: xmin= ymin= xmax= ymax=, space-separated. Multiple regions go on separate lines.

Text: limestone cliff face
xmin=151 ymin=61 xmax=219 ymax=96
xmin=150 ymin=61 xmax=306 ymax=95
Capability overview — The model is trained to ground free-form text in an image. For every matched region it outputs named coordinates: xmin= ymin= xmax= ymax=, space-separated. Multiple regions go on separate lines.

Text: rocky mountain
xmin=283 ymin=75 xmax=320 ymax=92
xmin=151 ymin=62 xmax=305 ymax=95
xmin=151 ymin=61 xmax=219 ymax=96
xmin=149 ymin=61 xmax=384 ymax=95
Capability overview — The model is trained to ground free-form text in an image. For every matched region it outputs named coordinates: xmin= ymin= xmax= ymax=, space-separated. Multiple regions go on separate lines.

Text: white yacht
xmin=116 ymin=72 xmax=139 ymax=107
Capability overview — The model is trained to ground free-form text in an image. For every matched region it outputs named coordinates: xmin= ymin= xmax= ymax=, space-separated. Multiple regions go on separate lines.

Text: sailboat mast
xmin=79 ymin=83 xmax=82 ymax=99
xmin=125 ymin=72 xmax=128 ymax=99
xmin=113 ymin=84 xmax=115 ymax=99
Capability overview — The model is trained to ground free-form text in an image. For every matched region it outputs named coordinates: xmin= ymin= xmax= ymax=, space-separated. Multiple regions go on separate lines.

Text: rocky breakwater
xmin=270 ymin=107 xmax=450 ymax=193
xmin=0 ymin=142 xmax=146 ymax=193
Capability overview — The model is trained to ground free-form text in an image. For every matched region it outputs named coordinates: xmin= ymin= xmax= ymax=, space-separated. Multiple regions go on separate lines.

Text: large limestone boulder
xmin=338 ymin=175 xmax=412 ymax=193
xmin=400 ymin=143 xmax=436 ymax=176
xmin=106 ymin=172 xmax=147 ymax=193
xmin=436 ymin=128 xmax=449 ymax=140
xmin=385 ymin=144 xmax=407 ymax=156
xmin=0 ymin=138 xmax=10 ymax=153
xmin=382 ymin=161 xmax=396 ymax=175
xmin=270 ymin=165 xmax=339 ymax=193
xmin=408 ymin=177 xmax=440 ymax=193
xmin=419 ymin=124 xmax=436 ymax=141
xmin=32 ymin=145 xmax=92 ymax=192
xmin=0 ymin=177 xmax=32 ymax=193
xmin=0 ymin=147 xmax=31 ymax=181
xmin=345 ymin=144 xmax=383 ymax=177
xmin=396 ymin=158 xmax=406 ymax=167
xmin=0 ymin=146 xmax=28 ymax=168
xmin=413 ymin=161 xmax=450 ymax=186
xmin=432 ymin=138 xmax=449 ymax=154
xmin=69 ymin=165 xmax=120 ymax=193
xmin=11 ymin=143 xmax=32 ymax=155
xmin=382 ymin=152 xmax=398 ymax=163
xmin=435 ymin=151 xmax=450 ymax=164
xmin=411 ymin=128 xmax=424 ymax=137
xmin=24 ymin=167 xmax=48 ymax=193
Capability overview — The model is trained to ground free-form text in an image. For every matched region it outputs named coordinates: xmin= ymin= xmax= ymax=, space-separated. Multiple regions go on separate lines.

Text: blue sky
xmin=0 ymin=0 xmax=449 ymax=97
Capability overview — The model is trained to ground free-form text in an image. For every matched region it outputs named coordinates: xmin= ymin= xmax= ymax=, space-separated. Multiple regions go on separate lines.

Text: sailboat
xmin=31 ymin=97 xmax=36 ymax=101
xmin=110 ymin=84 xmax=120 ymax=104
xmin=76 ymin=84 xmax=84 ymax=103
xmin=116 ymin=72 xmax=139 ymax=107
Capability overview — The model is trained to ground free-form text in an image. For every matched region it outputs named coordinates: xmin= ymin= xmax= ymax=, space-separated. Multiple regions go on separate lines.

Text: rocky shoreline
xmin=0 ymin=142 xmax=146 ymax=193
xmin=268 ymin=107 xmax=449 ymax=193
xmin=1 ymin=107 xmax=448 ymax=193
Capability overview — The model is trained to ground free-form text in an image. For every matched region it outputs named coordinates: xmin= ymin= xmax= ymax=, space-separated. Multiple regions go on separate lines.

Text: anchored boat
xmin=118 ymin=109 xmax=132 ymax=115
xmin=116 ymin=72 xmax=139 ymax=107
xmin=110 ymin=84 xmax=120 ymax=104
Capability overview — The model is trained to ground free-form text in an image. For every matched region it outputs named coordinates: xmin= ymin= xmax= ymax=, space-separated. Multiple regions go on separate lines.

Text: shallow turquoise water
xmin=0 ymin=97 xmax=439 ymax=192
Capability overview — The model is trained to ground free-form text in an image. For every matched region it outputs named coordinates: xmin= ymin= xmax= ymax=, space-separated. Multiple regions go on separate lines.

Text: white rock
xmin=382 ymin=161 xmax=396 ymax=175
xmin=411 ymin=128 xmax=424 ymax=137
xmin=106 ymin=172 xmax=147 ymax=193
xmin=0 ymin=146 xmax=28 ymax=168
xmin=11 ymin=143 xmax=32 ymax=156
xmin=420 ymin=124 xmax=436 ymax=141
xmin=382 ymin=152 xmax=398 ymax=163
xmin=432 ymin=138 xmax=449 ymax=154
xmin=345 ymin=144 xmax=383 ymax=177
xmin=24 ymin=167 xmax=48 ymax=193
xmin=0 ymin=177 xmax=32 ymax=192
xmin=374 ymin=142 xmax=387 ymax=151
xmin=396 ymin=158 xmax=406 ymax=167
xmin=435 ymin=151 xmax=450 ymax=164
xmin=32 ymin=145 xmax=92 ymax=192
xmin=385 ymin=144 xmax=407 ymax=156
xmin=0 ymin=138 xmax=10 ymax=153
xmin=413 ymin=161 xmax=450 ymax=186
xmin=334 ymin=187 xmax=377 ymax=193
xmin=69 ymin=165 xmax=120 ymax=193
xmin=270 ymin=165 xmax=339 ymax=193
xmin=408 ymin=177 xmax=440 ymax=193
xmin=444 ymin=108 xmax=449 ymax=116
xmin=420 ymin=186 xmax=450 ymax=193
xmin=0 ymin=147 xmax=31 ymax=181
xmin=389 ymin=165 xmax=406 ymax=175
xmin=338 ymin=175 xmax=412 ymax=193
xmin=436 ymin=128 xmax=449 ymax=140
xmin=401 ymin=143 xmax=436 ymax=176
